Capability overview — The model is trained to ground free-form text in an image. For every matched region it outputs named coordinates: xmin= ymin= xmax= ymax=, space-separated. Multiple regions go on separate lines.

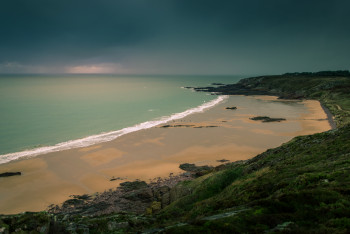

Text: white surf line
xmin=0 ymin=95 xmax=229 ymax=164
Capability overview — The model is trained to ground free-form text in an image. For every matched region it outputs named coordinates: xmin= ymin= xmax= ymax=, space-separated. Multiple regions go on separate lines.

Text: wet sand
xmin=0 ymin=95 xmax=332 ymax=214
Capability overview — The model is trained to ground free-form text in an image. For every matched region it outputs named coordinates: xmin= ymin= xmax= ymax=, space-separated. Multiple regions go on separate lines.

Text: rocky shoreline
xmin=190 ymin=71 xmax=350 ymax=128
xmin=47 ymin=162 xmax=221 ymax=217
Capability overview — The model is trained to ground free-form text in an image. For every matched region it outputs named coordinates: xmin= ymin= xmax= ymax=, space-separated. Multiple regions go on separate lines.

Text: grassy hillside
xmin=1 ymin=72 xmax=350 ymax=233
xmin=155 ymin=124 xmax=350 ymax=233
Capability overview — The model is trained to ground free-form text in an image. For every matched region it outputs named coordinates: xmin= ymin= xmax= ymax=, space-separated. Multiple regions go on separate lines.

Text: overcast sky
xmin=1 ymin=0 xmax=350 ymax=75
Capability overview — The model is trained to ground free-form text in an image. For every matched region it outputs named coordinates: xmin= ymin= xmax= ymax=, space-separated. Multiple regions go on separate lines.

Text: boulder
xmin=153 ymin=186 xmax=171 ymax=208
xmin=179 ymin=163 xmax=213 ymax=177
xmin=121 ymin=188 xmax=153 ymax=203
xmin=119 ymin=181 xmax=148 ymax=192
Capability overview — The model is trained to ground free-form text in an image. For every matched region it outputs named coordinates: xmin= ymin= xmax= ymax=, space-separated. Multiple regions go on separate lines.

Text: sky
xmin=0 ymin=0 xmax=350 ymax=75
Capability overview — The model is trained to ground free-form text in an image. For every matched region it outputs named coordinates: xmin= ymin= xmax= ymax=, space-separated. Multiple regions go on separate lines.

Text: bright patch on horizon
xmin=65 ymin=63 xmax=128 ymax=74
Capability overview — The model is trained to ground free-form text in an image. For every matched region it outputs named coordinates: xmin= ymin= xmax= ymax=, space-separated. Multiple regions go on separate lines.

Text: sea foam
xmin=0 ymin=95 xmax=228 ymax=164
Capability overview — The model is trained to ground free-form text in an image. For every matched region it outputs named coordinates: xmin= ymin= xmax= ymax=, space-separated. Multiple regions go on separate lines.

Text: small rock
xmin=0 ymin=172 xmax=21 ymax=177
xmin=110 ymin=177 xmax=126 ymax=181
xmin=217 ymin=159 xmax=230 ymax=163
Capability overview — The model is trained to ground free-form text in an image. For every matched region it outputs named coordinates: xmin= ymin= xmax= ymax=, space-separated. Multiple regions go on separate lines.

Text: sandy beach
xmin=0 ymin=95 xmax=332 ymax=214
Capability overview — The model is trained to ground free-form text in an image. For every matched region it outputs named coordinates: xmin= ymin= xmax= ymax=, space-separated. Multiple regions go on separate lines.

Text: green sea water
xmin=0 ymin=74 xmax=241 ymax=163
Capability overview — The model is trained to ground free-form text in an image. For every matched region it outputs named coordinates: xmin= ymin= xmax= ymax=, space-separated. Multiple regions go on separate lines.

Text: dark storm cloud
xmin=0 ymin=1 xmax=156 ymax=62
xmin=0 ymin=0 xmax=350 ymax=74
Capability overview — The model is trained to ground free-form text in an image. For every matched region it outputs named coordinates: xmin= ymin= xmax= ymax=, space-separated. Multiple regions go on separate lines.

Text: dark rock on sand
xmin=160 ymin=124 xmax=194 ymax=128
xmin=0 ymin=172 xmax=21 ymax=177
xmin=250 ymin=116 xmax=286 ymax=122
xmin=62 ymin=198 xmax=86 ymax=208
xmin=160 ymin=124 xmax=218 ymax=128
xmin=193 ymin=125 xmax=218 ymax=128
xmin=110 ymin=176 xmax=126 ymax=181
xmin=217 ymin=159 xmax=230 ymax=163
xmin=71 ymin=194 xmax=91 ymax=200
xmin=179 ymin=163 xmax=213 ymax=177
xmin=179 ymin=163 xmax=211 ymax=172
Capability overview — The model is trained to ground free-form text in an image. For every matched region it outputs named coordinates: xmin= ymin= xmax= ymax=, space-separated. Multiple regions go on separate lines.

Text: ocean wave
xmin=0 ymin=95 xmax=228 ymax=165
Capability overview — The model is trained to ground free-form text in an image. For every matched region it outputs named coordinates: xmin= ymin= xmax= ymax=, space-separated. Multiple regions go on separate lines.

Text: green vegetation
xmin=236 ymin=72 xmax=350 ymax=127
xmin=156 ymin=124 xmax=350 ymax=233
xmin=1 ymin=72 xmax=350 ymax=233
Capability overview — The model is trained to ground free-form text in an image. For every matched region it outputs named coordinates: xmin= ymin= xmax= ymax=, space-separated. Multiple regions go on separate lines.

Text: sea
xmin=0 ymin=74 xmax=243 ymax=164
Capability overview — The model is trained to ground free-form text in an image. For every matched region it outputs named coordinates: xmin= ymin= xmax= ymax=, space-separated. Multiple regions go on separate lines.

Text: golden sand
xmin=0 ymin=95 xmax=332 ymax=214
xmin=81 ymin=148 xmax=124 ymax=166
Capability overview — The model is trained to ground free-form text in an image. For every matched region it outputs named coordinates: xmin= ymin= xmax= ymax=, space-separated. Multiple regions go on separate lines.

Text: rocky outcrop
xmin=48 ymin=173 xmax=193 ymax=216
xmin=179 ymin=163 xmax=213 ymax=177
xmin=0 ymin=212 xmax=52 ymax=234
xmin=47 ymin=162 xmax=223 ymax=217
xmin=119 ymin=181 xmax=148 ymax=192
xmin=153 ymin=186 xmax=171 ymax=208
xmin=192 ymin=83 xmax=272 ymax=96
xmin=250 ymin=116 xmax=286 ymax=122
